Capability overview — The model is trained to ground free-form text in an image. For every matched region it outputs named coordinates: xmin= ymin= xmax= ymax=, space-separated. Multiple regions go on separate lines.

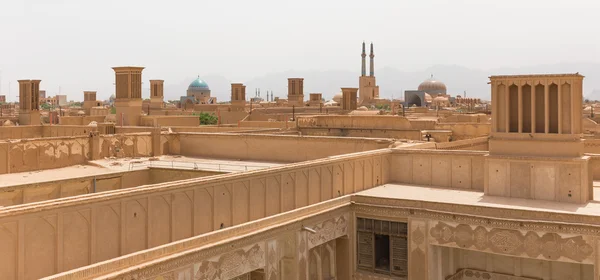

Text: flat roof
xmin=489 ymin=73 xmax=584 ymax=79
xmin=0 ymin=155 xmax=283 ymax=189
xmin=356 ymin=183 xmax=600 ymax=216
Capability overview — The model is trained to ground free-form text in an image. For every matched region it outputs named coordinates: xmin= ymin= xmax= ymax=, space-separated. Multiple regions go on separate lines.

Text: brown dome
xmin=418 ymin=78 xmax=447 ymax=93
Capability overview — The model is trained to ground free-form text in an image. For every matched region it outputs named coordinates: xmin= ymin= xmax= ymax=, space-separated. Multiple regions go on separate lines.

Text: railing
xmin=447 ymin=269 xmax=538 ymax=280
xmin=128 ymin=159 xmax=275 ymax=173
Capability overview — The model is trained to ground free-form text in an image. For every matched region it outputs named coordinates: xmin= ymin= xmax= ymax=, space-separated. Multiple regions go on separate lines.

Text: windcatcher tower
xmin=18 ymin=79 xmax=41 ymax=125
xmin=486 ymin=74 xmax=590 ymax=203
xmin=341 ymin=87 xmax=358 ymax=110
xmin=287 ymin=78 xmax=304 ymax=106
xmin=83 ymin=91 xmax=97 ymax=115
xmin=358 ymin=42 xmax=379 ymax=105
xmin=231 ymin=83 xmax=246 ymax=111
xmin=149 ymin=80 xmax=164 ymax=109
xmin=113 ymin=66 xmax=144 ymax=126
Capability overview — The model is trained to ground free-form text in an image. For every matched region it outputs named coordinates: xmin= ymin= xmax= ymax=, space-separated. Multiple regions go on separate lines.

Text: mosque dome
xmin=332 ymin=92 xmax=343 ymax=103
xmin=188 ymin=77 xmax=210 ymax=91
xmin=418 ymin=77 xmax=447 ymax=94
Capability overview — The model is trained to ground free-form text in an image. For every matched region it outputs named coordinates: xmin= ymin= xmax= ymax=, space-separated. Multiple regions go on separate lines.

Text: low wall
xmin=239 ymin=120 xmax=295 ymax=129
xmin=42 ymin=125 xmax=97 ymax=137
xmin=0 ymin=125 xmax=101 ymax=140
xmin=193 ymin=104 xmax=231 ymax=112
xmin=0 ymin=168 xmax=223 ymax=207
xmin=114 ymin=126 xmax=156 ymax=134
xmin=59 ymin=115 xmax=106 ymax=126
xmin=98 ymin=133 xmax=154 ymax=158
xmin=168 ymin=126 xmax=265 ymax=133
xmin=0 ymin=133 xmax=161 ymax=175
xmin=219 ymin=111 xmax=248 ymax=124
xmin=140 ymin=115 xmax=200 ymax=127
xmin=391 ymin=149 xmax=487 ymax=191
xmin=296 ymin=115 xmax=432 ymax=140
xmin=435 ymin=137 xmax=489 ymax=151
xmin=438 ymin=114 xmax=490 ymax=123
xmin=0 ymin=136 xmax=89 ymax=174
xmin=407 ymin=119 xmax=437 ymax=130
xmin=0 ymin=125 xmax=43 ymax=140
xmin=0 ymin=149 xmax=389 ymax=279
xmin=587 ymin=154 xmax=600 ymax=180
xmin=297 ymin=115 xmax=413 ymax=130
xmin=584 ymin=139 xmax=600 ymax=154
xmin=176 ymin=133 xmax=395 ymax=162
xmin=299 ymin=127 xmax=422 ymax=140
xmin=434 ymin=123 xmax=491 ymax=140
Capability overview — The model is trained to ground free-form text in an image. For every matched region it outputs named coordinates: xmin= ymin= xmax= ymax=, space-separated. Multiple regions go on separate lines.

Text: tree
xmin=196 ymin=112 xmax=218 ymax=125
xmin=375 ymin=104 xmax=390 ymax=111
xmin=40 ymin=103 xmax=52 ymax=110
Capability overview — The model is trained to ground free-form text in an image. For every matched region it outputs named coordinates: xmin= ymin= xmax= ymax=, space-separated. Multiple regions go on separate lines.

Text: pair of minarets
xmin=361 ymin=42 xmax=375 ymax=77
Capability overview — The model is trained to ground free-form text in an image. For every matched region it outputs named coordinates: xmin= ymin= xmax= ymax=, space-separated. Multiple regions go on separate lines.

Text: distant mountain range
xmin=163 ymin=63 xmax=600 ymax=102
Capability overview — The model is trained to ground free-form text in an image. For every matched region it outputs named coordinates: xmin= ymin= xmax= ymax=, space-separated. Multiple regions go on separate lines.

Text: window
xmin=375 ymin=234 xmax=390 ymax=271
xmin=357 ymin=218 xmax=408 ymax=279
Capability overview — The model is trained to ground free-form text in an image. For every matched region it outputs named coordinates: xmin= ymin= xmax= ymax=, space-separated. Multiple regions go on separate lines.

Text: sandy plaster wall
xmin=0 ymin=168 xmax=224 ymax=207
xmin=299 ymin=127 xmax=422 ymax=140
xmin=0 ymin=136 xmax=89 ymax=174
xmin=239 ymin=121 xmax=296 ymax=129
xmin=391 ymin=149 xmax=487 ymax=191
xmin=0 ymin=133 xmax=161 ymax=175
xmin=297 ymin=115 xmax=414 ymax=130
xmin=59 ymin=116 xmax=106 ymax=126
xmin=434 ymin=123 xmax=491 ymax=140
xmin=98 ymin=133 xmax=153 ymax=158
xmin=0 ymin=126 xmax=44 ymax=140
xmin=140 ymin=116 xmax=200 ymax=127
xmin=0 ymin=149 xmax=389 ymax=279
xmin=177 ymin=133 xmax=394 ymax=162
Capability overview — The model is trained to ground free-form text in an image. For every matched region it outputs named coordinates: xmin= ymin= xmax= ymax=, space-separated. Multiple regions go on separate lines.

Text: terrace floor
xmin=358 ymin=183 xmax=600 ymax=216
xmin=0 ymin=155 xmax=283 ymax=189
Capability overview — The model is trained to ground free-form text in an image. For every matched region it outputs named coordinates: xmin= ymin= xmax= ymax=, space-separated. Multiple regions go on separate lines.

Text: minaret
xmin=369 ymin=42 xmax=375 ymax=77
xmin=361 ymin=41 xmax=366 ymax=76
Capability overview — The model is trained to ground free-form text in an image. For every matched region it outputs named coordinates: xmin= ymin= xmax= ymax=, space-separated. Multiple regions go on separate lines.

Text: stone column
xmin=594 ymin=239 xmax=600 ymax=280
xmin=505 ymin=83 xmax=510 ymax=133
xmin=531 ymin=81 xmax=536 ymax=133
xmin=491 ymin=83 xmax=496 ymax=132
xmin=265 ymin=239 xmax=280 ymax=280
xmin=408 ymin=218 xmax=429 ymax=280
xmin=89 ymin=132 xmax=101 ymax=160
xmin=518 ymin=83 xmax=523 ymax=133
xmin=335 ymin=237 xmax=351 ymax=280
xmin=296 ymin=231 xmax=309 ymax=280
xmin=558 ymin=80 xmax=562 ymax=133
xmin=151 ymin=127 xmax=162 ymax=157
xmin=571 ymin=79 xmax=577 ymax=133
xmin=545 ymin=82 xmax=550 ymax=133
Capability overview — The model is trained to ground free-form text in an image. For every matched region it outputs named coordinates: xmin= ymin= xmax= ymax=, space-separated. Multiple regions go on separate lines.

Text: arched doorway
xmin=406 ymin=94 xmax=423 ymax=107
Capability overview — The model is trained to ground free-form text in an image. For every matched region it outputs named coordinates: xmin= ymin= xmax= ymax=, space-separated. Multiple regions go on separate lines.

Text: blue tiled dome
xmin=188 ymin=77 xmax=210 ymax=90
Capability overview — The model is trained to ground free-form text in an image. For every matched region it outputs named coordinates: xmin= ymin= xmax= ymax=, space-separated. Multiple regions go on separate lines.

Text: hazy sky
xmin=0 ymin=0 xmax=598 ymax=101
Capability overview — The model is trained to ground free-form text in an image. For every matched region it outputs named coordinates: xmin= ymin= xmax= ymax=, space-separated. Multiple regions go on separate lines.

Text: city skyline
xmin=0 ymin=0 xmax=598 ymax=101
